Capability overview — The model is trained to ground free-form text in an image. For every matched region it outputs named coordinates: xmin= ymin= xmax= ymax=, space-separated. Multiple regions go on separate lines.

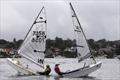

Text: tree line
xmin=0 ymin=37 xmax=120 ymax=58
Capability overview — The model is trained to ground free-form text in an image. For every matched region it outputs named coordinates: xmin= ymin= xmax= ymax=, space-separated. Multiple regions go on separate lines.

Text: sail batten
xmin=74 ymin=30 xmax=81 ymax=32
xmin=35 ymin=20 xmax=46 ymax=23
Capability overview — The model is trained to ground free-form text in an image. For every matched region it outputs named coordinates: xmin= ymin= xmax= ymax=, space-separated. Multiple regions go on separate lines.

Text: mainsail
xmin=18 ymin=7 xmax=47 ymax=68
xmin=69 ymin=3 xmax=92 ymax=62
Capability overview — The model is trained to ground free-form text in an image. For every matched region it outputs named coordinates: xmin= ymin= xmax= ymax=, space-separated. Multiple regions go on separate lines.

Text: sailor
xmin=54 ymin=64 xmax=64 ymax=76
xmin=37 ymin=64 xmax=51 ymax=75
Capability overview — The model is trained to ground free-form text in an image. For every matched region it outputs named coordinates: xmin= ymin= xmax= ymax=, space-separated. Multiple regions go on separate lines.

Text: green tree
xmin=55 ymin=37 xmax=65 ymax=50
xmin=88 ymin=39 xmax=95 ymax=49
xmin=16 ymin=39 xmax=23 ymax=49
xmin=64 ymin=39 xmax=73 ymax=48
xmin=97 ymin=39 xmax=107 ymax=48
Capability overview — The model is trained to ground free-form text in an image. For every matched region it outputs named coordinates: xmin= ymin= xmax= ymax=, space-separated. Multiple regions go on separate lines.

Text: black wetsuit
xmin=37 ymin=68 xmax=51 ymax=75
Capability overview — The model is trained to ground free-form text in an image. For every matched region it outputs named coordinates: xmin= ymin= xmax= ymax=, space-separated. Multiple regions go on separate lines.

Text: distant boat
xmin=7 ymin=3 xmax=102 ymax=77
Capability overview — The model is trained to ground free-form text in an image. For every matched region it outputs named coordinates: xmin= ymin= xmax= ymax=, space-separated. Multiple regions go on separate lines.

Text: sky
xmin=0 ymin=0 xmax=120 ymax=41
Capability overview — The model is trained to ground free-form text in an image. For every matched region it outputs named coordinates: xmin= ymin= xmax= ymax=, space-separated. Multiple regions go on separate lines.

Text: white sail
xmin=70 ymin=3 xmax=91 ymax=62
xmin=18 ymin=7 xmax=46 ymax=68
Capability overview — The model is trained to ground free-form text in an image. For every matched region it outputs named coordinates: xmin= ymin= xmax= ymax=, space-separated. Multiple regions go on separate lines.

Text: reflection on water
xmin=0 ymin=58 xmax=120 ymax=80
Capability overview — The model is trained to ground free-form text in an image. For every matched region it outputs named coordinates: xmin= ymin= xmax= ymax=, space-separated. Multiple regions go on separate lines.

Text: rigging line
xmin=18 ymin=6 xmax=45 ymax=51
xmin=69 ymin=3 xmax=96 ymax=62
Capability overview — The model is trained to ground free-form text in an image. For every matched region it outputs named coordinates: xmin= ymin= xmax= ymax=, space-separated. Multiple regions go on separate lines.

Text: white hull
xmin=62 ymin=61 xmax=102 ymax=77
xmin=7 ymin=58 xmax=37 ymax=75
xmin=7 ymin=58 xmax=101 ymax=77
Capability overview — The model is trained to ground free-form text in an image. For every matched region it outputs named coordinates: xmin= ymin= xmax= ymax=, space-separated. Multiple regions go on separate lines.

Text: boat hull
xmin=7 ymin=58 xmax=102 ymax=77
xmin=62 ymin=61 xmax=102 ymax=77
xmin=7 ymin=58 xmax=36 ymax=75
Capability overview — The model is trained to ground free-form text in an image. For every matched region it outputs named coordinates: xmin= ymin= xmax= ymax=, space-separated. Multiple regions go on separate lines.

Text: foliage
xmin=0 ymin=38 xmax=119 ymax=58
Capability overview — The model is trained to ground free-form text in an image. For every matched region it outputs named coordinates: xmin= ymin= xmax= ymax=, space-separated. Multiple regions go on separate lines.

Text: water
xmin=0 ymin=58 xmax=120 ymax=80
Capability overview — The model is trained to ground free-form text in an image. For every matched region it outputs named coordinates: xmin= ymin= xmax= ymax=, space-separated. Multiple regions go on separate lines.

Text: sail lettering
xmin=38 ymin=59 xmax=44 ymax=64
xmin=32 ymin=31 xmax=46 ymax=42
xmin=33 ymin=31 xmax=45 ymax=37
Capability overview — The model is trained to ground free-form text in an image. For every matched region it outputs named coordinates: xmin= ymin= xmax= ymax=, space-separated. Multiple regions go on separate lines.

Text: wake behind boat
xmin=7 ymin=3 xmax=102 ymax=78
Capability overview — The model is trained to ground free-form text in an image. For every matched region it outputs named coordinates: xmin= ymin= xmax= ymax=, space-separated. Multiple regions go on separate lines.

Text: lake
xmin=0 ymin=58 xmax=120 ymax=80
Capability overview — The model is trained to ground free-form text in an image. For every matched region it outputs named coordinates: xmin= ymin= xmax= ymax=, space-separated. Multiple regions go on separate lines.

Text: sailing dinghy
xmin=59 ymin=3 xmax=102 ymax=77
xmin=7 ymin=6 xmax=47 ymax=75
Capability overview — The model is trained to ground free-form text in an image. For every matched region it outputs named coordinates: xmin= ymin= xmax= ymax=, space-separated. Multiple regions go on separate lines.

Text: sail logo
xmin=31 ymin=31 xmax=46 ymax=42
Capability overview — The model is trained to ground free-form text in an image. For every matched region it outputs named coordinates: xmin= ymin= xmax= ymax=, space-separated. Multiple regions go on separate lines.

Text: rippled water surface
xmin=0 ymin=58 xmax=120 ymax=80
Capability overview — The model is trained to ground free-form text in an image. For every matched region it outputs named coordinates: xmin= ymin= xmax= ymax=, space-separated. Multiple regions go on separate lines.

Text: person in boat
xmin=37 ymin=64 xmax=51 ymax=75
xmin=54 ymin=64 xmax=64 ymax=76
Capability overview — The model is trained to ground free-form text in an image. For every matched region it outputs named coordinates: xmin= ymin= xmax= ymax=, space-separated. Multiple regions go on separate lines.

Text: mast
xmin=18 ymin=6 xmax=45 ymax=51
xmin=18 ymin=6 xmax=47 ymax=69
xmin=69 ymin=3 xmax=96 ymax=63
